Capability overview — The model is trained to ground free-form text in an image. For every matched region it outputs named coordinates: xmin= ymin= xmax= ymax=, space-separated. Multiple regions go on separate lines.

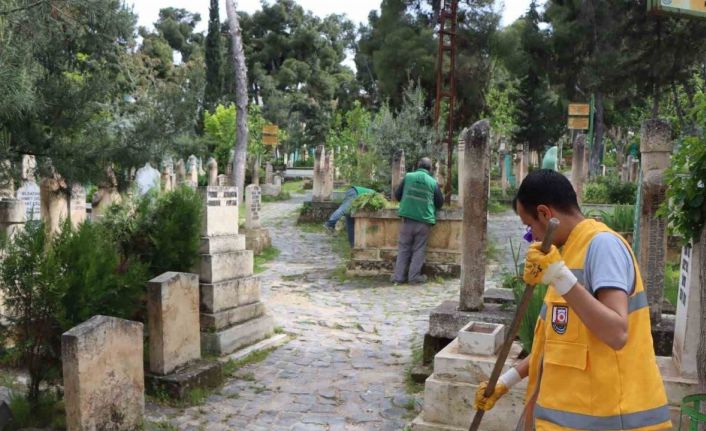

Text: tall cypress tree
xmin=204 ymin=0 xmax=224 ymax=112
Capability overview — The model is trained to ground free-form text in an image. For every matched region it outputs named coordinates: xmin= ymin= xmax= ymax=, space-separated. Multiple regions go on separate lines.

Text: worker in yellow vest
xmin=475 ymin=169 xmax=671 ymax=431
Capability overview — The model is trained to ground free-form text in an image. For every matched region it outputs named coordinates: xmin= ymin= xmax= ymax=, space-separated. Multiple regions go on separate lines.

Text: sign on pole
xmin=262 ymin=124 xmax=278 ymax=146
xmin=568 ymin=117 xmax=590 ymax=130
xmin=568 ymin=103 xmax=590 ymax=117
xmin=567 ymin=102 xmax=590 ymax=130
xmin=648 ymin=0 xmax=706 ymax=19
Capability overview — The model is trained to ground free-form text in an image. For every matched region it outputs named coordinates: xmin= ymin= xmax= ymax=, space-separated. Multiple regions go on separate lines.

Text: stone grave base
xmin=412 ymin=339 xmax=526 ymax=431
xmin=297 ymin=200 xmax=339 ymax=224
xmin=244 ymin=227 xmax=272 ymax=255
xmin=261 ymin=184 xmax=281 ymax=196
xmin=201 ymin=313 xmax=275 ymax=356
xmin=346 ymin=259 xmax=460 ymax=278
xmin=422 ymin=300 xmax=515 ymax=364
xmin=145 ymin=359 xmax=223 ymax=400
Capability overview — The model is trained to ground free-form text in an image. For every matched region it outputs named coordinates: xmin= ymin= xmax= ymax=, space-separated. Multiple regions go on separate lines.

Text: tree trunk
xmin=225 ymin=0 xmax=248 ymax=204
xmin=589 ymin=92 xmax=605 ymax=178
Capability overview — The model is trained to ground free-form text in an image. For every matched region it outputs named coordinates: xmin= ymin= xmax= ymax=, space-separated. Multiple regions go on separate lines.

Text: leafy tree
xmin=203 ymin=104 xmax=266 ymax=171
xmin=154 ymin=8 xmax=203 ymax=62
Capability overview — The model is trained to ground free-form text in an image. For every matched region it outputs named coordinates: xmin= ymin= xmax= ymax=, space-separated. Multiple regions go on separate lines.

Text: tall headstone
xmin=17 ymin=155 xmax=40 ymax=221
xmin=265 ymin=162 xmax=273 ymax=185
xmin=638 ymin=119 xmax=672 ymax=322
xmin=245 ymin=185 xmax=262 ymax=230
xmin=391 ymin=150 xmax=406 ymax=202
xmin=672 ymin=242 xmax=702 ymax=379
xmin=460 ymin=120 xmax=490 ymax=311
xmin=40 ymin=174 xmax=69 ymax=236
xmin=69 ymin=184 xmax=87 ymax=228
xmin=207 ymin=157 xmax=218 ymax=186
xmin=323 ymin=148 xmax=334 ymax=200
xmin=457 ymin=142 xmax=466 ymax=205
xmin=188 ymin=158 xmax=199 ymax=187
xmin=571 ymin=134 xmax=587 ymax=202
xmin=135 ymin=162 xmax=161 ymax=196
xmin=175 ymin=159 xmax=186 ymax=185
xmin=62 ymin=315 xmax=144 ymax=431
xmin=161 ymin=165 xmax=173 ymax=192
xmin=92 ymin=166 xmax=121 ymax=220
xmin=147 ymin=272 xmax=201 ymax=375
xmin=312 ymin=145 xmax=329 ymax=202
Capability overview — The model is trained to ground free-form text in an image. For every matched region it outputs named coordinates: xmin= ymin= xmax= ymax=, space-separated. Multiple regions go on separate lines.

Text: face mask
xmin=523 ymin=226 xmax=533 ymax=243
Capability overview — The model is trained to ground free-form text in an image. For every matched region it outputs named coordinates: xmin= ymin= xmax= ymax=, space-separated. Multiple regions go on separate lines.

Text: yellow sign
xmin=568 ymin=103 xmax=590 ymax=116
xmin=568 ymin=117 xmax=590 ymax=130
xmin=262 ymin=124 xmax=279 ymax=146
xmin=649 ymin=0 xmax=706 ymax=18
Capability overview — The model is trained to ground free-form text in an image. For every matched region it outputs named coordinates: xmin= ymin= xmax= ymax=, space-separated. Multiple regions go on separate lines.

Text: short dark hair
xmin=512 ymin=169 xmax=580 ymax=218
xmin=418 ymin=157 xmax=432 ymax=171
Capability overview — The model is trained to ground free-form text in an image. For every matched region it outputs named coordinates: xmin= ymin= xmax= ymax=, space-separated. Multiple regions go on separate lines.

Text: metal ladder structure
xmin=433 ymin=0 xmax=459 ymax=203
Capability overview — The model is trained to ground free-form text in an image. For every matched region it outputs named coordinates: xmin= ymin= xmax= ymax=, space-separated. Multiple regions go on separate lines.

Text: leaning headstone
xmin=207 ymin=157 xmax=218 ymax=186
xmin=198 ymin=186 xmax=274 ymax=355
xmin=69 ymin=184 xmax=87 ymax=228
xmin=135 ymin=162 xmax=161 ymax=195
xmin=638 ymin=119 xmax=672 ymax=322
xmin=672 ymin=242 xmax=702 ymax=380
xmin=62 ymin=315 xmax=144 ymax=431
xmin=391 ymin=149 xmax=406 ymax=202
xmin=460 ymin=120 xmax=490 ymax=311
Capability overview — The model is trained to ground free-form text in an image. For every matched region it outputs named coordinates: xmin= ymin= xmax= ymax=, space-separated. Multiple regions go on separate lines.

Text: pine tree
xmin=204 ymin=0 xmax=224 ymax=112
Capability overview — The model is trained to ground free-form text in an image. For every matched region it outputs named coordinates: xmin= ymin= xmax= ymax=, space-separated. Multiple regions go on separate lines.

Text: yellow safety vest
xmin=524 ymin=219 xmax=672 ymax=431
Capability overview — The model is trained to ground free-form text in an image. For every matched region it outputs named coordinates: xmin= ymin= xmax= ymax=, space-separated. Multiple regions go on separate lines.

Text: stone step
xmin=201 ymin=314 xmax=275 ymax=356
xmin=198 ymin=250 xmax=253 ymax=284
xmin=200 ymin=302 xmax=266 ymax=331
xmin=432 ymin=339 xmax=526 ymax=387
xmin=200 ymin=276 xmax=260 ymax=313
xmin=200 ymin=234 xmax=246 ymax=254
xmin=420 ymin=376 xmax=524 ymax=430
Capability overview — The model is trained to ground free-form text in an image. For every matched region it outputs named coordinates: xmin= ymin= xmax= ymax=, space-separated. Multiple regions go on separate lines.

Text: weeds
xmin=222 ymin=347 xmax=277 ymax=378
xmin=254 ymin=246 xmax=281 ymax=273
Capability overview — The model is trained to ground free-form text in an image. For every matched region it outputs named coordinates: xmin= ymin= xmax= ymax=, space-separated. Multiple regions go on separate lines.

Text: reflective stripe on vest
xmin=538 ymin=290 xmax=648 ymax=321
xmin=535 ymin=404 xmax=671 ymax=430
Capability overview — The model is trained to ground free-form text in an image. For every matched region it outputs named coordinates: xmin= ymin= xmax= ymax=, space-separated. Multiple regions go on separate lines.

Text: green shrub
xmin=293 ymin=159 xmax=314 ymax=168
xmin=583 ymin=176 xmax=636 ymax=204
xmin=8 ymin=390 xmax=65 ymax=430
xmin=350 ymin=192 xmax=389 ymax=213
xmin=583 ymin=181 xmax=610 ymax=204
xmin=598 ymin=205 xmax=635 ymax=233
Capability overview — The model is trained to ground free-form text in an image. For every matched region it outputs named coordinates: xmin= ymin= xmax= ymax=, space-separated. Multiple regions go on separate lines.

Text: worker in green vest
xmin=324 ymin=185 xmax=376 ymax=246
xmin=391 ymin=157 xmax=444 ymax=284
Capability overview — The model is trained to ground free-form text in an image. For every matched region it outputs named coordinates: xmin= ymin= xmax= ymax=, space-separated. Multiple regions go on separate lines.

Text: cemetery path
xmin=145 ymin=194 xmax=524 ymax=431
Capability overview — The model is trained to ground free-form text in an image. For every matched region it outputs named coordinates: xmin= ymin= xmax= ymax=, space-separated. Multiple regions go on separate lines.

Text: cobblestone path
xmin=146 ymin=192 xmax=524 ymax=431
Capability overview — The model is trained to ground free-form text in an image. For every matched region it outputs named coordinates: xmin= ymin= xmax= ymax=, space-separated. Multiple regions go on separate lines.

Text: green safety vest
xmin=398 ymin=168 xmax=438 ymax=225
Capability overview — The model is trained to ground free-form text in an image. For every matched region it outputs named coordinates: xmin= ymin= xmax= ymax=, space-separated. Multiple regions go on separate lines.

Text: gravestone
xmin=638 ymin=119 xmax=672 ymax=322
xmin=265 ymin=162 xmax=273 ymax=185
xmin=0 ymin=199 xmax=25 ymax=238
xmin=244 ymin=185 xmax=271 ymax=254
xmin=16 ymin=180 xmax=40 ymax=222
xmin=69 ymin=184 xmax=87 ymax=228
xmin=40 ymin=174 xmax=69 ymax=236
xmin=391 ymin=150 xmax=406 ymax=202
xmin=323 ymin=148 xmax=334 ymax=200
xmin=91 ymin=167 xmax=121 ymax=220
xmin=499 ymin=142 xmax=509 ymax=193
xmin=198 ymin=186 xmax=274 ymax=355
xmin=273 ymin=175 xmax=282 ymax=187
xmin=146 ymin=272 xmax=222 ymax=398
xmin=187 ymin=156 xmax=199 ymax=187
xmin=207 ymin=157 xmax=218 ymax=186
xmin=62 ymin=315 xmax=144 ymax=431
xmin=135 ymin=162 xmax=161 ymax=195
xmin=571 ymin=134 xmax=587 ymax=201
xmin=672 ymin=243 xmax=702 ymax=380
xmin=161 ymin=165 xmax=173 ymax=192
xmin=217 ymin=174 xmax=229 ymax=186
xmin=175 ymin=159 xmax=186 ymax=185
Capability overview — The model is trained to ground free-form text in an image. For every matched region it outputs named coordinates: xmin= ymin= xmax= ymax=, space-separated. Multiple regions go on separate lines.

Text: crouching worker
xmin=475 ymin=169 xmax=671 ymax=431
xmin=323 ymin=185 xmax=375 ymax=246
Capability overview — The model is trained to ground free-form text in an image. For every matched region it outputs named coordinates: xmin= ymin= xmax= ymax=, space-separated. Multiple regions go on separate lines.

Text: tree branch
xmin=0 ymin=0 xmax=46 ymax=16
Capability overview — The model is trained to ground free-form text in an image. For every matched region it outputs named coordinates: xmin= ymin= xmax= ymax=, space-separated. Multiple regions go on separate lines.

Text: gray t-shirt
xmin=583 ymin=232 xmax=635 ymax=296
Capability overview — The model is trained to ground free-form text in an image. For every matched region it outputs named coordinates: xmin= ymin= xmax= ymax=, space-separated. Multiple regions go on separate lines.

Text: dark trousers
xmin=392 ymin=218 xmax=431 ymax=283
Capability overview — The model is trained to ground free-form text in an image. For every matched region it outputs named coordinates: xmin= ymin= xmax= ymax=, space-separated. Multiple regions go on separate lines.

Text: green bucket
xmin=679 ymin=394 xmax=706 ymax=430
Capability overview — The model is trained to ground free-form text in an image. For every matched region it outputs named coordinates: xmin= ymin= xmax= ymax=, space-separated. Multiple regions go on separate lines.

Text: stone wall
xmin=348 ymin=208 xmax=463 ymax=276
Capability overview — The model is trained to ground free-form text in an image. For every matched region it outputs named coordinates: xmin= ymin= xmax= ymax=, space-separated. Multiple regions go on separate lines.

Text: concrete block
xmin=199 ymin=234 xmax=246 ymax=254
xmin=62 ymin=315 xmax=144 ymax=431
xmin=201 ymin=314 xmax=275 ymax=356
xmin=198 ymin=250 xmax=253 ymax=283
xmin=200 ymin=302 xmax=266 ymax=331
xmin=432 ymin=339 xmax=525 ymax=386
xmin=147 ymin=272 xmax=201 ymax=375
xmin=457 ymin=321 xmax=504 ymax=356
xmin=200 ymin=276 xmax=261 ymax=313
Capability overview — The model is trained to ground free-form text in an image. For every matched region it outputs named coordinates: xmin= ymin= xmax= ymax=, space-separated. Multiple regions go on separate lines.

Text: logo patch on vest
xmin=551 ymin=305 xmax=569 ymax=335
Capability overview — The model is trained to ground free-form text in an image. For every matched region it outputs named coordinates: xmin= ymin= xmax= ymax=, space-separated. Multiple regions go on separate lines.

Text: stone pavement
xmin=145 ymin=192 xmax=524 ymax=431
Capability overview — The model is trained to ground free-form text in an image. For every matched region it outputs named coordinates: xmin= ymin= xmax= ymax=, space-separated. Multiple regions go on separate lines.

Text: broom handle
xmin=468 ymin=218 xmax=559 ymax=431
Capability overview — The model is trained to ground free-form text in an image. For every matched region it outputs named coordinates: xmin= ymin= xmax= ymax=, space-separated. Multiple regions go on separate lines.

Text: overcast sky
xmin=129 ymin=0 xmax=534 ymax=32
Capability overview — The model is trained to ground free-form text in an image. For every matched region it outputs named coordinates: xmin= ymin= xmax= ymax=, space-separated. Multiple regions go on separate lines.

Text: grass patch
xmin=664 ymin=260 xmax=679 ymax=306
xmin=282 ymin=180 xmax=305 ymax=194
xmin=404 ymin=341 xmax=425 ymax=394
xmin=8 ymin=391 xmax=65 ymax=430
xmin=488 ymin=199 xmax=510 ymax=214
xmin=147 ymin=386 xmax=211 ymax=408
xmin=222 ymin=347 xmax=277 ymax=378
xmin=254 ymin=246 xmax=281 ymax=273
xmin=298 ymin=222 xmax=325 ymax=233
xmin=262 ymin=191 xmax=291 ymax=202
